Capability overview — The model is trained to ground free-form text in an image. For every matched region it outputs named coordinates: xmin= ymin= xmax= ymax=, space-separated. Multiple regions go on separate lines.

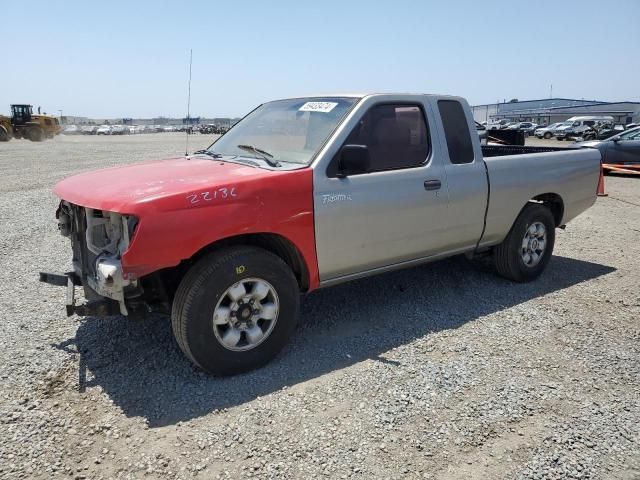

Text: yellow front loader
xmin=0 ymin=105 xmax=61 ymax=142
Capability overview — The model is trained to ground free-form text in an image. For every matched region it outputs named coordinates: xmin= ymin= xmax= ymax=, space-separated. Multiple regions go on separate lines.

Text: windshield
xmin=617 ymin=127 xmax=640 ymax=140
xmin=206 ymin=97 xmax=358 ymax=165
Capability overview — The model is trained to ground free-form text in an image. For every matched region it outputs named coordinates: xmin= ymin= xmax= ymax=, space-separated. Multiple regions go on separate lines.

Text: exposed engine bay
xmin=56 ymin=201 xmax=139 ymax=315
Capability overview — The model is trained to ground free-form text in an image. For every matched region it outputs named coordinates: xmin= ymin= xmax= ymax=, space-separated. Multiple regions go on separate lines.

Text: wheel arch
xmin=525 ymin=193 xmax=564 ymax=227
xmin=191 ymin=233 xmax=311 ymax=292
xmin=146 ymin=233 xmax=312 ymax=304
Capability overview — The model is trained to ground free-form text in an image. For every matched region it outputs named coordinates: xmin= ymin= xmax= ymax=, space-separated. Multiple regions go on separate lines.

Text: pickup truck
xmin=42 ymin=94 xmax=602 ymax=375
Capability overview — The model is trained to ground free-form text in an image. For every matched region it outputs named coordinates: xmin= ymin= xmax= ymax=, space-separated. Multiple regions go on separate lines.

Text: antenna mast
xmin=185 ymin=49 xmax=193 ymax=156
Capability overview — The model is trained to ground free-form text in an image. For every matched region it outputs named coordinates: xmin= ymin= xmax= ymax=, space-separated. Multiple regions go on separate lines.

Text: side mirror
xmin=612 ymin=137 xmax=620 ymax=143
xmin=337 ymin=144 xmax=370 ymax=177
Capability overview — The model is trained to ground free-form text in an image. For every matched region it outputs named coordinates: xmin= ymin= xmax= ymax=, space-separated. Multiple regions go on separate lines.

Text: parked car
xmin=562 ymin=125 xmax=598 ymax=142
xmin=595 ymin=124 xmax=625 ymax=140
xmin=507 ymin=122 xmax=538 ymax=134
xmin=110 ymin=125 xmax=127 ymax=135
xmin=625 ymin=123 xmax=639 ymax=130
xmin=535 ymin=123 xmax=563 ymax=139
xmin=575 ymin=123 xmax=625 ymax=141
xmin=62 ymin=125 xmax=81 ymax=135
xmin=551 ymin=121 xmax=575 ymax=141
xmin=81 ymin=125 xmax=98 ymax=135
xmin=575 ymin=126 xmax=640 ymax=168
xmin=96 ymin=125 xmax=112 ymax=135
xmin=555 ymin=116 xmax=615 ymax=141
xmin=42 ymin=93 xmax=601 ymax=375
xmin=486 ymin=119 xmax=511 ymax=130
xmin=163 ymin=125 xmax=177 ymax=132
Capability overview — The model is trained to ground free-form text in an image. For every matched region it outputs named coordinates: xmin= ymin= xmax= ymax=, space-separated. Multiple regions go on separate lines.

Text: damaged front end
xmin=40 ymin=201 xmax=140 ymax=317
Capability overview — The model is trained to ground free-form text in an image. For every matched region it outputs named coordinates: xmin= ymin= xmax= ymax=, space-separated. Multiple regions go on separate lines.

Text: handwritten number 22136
xmin=187 ymin=187 xmax=237 ymax=205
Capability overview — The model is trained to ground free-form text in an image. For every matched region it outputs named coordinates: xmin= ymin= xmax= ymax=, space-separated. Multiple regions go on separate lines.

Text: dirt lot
xmin=0 ymin=134 xmax=638 ymax=480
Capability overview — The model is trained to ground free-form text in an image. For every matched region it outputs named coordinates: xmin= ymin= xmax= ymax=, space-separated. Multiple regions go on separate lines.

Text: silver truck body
xmin=311 ymin=94 xmax=601 ymax=285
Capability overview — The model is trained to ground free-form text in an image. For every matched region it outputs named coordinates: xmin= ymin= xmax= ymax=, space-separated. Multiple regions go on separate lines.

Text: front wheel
xmin=171 ymin=246 xmax=300 ymax=375
xmin=27 ymin=127 xmax=44 ymax=141
xmin=544 ymin=132 xmax=552 ymax=139
xmin=493 ymin=204 xmax=555 ymax=282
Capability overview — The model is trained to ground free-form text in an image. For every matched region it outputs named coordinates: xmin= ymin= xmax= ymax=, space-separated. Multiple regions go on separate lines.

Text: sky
xmin=4 ymin=0 xmax=639 ymax=119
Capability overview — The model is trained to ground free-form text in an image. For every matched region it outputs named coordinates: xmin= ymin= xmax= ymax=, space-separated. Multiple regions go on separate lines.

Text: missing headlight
xmin=85 ymin=208 xmax=138 ymax=257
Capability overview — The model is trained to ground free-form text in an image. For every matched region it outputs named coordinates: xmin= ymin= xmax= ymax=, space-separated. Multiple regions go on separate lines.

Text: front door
xmin=608 ymin=129 xmax=640 ymax=164
xmin=313 ymin=101 xmax=450 ymax=282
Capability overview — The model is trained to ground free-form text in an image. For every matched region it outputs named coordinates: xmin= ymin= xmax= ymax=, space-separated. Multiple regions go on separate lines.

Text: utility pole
xmin=58 ymin=110 xmax=63 ymax=125
xmin=550 ymin=84 xmax=553 ymax=99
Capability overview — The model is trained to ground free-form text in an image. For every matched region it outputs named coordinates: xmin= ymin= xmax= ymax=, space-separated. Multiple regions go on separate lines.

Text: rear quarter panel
xmin=481 ymin=148 xmax=601 ymax=246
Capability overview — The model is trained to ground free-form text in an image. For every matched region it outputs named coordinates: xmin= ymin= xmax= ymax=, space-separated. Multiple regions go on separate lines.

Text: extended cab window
xmin=438 ymin=100 xmax=474 ymax=164
xmin=342 ymin=104 xmax=429 ymax=172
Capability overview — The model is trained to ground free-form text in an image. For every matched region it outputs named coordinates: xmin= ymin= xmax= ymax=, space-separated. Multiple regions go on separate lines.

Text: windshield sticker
xmin=299 ymin=102 xmax=338 ymax=113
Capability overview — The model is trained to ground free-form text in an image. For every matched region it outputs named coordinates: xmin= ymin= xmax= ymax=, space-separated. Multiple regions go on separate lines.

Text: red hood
xmin=54 ymin=157 xmax=273 ymax=213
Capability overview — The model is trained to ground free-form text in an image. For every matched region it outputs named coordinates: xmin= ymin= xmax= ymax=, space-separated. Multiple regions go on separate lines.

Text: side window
xmin=437 ymin=100 xmax=475 ymax=164
xmin=343 ymin=104 xmax=429 ymax=172
xmin=45 ymin=119 xmax=52 ymax=126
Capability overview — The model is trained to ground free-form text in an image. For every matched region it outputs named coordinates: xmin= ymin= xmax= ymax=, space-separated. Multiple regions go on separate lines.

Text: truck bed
xmin=479 ymin=147 xmax=601 ymax=248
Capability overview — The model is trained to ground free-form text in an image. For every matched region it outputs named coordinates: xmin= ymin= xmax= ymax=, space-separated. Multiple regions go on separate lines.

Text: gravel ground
xmin=0 ymin=134 xmax=638 ymax=480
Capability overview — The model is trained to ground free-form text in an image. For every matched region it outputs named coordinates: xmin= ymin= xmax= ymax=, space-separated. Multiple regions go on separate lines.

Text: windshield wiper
xmin=191 ymin=149 xmax=223 ymax=158
xmin=237 ymin=145 xmax=280 ymax=167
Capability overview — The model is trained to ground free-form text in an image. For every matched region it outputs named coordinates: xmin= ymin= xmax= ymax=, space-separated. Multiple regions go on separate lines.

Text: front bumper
xmin=42 ymin=201 xmax=138 ymax=317
xmin=39 ymin=271 xmax=121 ymax=316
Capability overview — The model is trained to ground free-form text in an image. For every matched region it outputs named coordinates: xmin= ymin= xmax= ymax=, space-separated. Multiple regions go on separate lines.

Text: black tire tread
xmin=494 ymin=203 xmax=555 ymax=283
xmin=171 ymin=246 xmax=297 ymax=372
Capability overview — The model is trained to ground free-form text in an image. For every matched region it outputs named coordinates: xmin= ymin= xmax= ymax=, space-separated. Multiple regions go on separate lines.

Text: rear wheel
xmin=171 ymin=246 xmax=300 ymax=375
xmin=493 ymin=204 xmax=555 ymax=282
xmin=543 ymin=132 xmax=552 ymax=139
xmin=0 ymin=127 xmax=9 ymax=142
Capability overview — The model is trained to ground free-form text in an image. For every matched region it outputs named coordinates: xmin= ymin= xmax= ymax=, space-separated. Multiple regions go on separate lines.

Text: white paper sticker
xmin=299 ymin=101 xmax=338 ymax=113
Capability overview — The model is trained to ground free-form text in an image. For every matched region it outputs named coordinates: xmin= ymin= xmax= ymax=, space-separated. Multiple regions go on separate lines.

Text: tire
xmin=493 ymin=203 xmax=555 ymax=283
xmin=171 ymin=246 xmax=300 ymax=375
xmin=0 ymin=127 xmax=9 ymax=142
xmin=556 ymin=137 xmax=563 ymax=141
xmin=544 ymin=132 xmax=552 ymax=139
xmin=27 ymin=127 xmax=43 ymax=142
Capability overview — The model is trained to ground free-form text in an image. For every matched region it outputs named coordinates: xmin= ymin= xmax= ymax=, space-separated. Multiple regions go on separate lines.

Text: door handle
xmin=424 ymin=179 xmax=441 ymax=191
